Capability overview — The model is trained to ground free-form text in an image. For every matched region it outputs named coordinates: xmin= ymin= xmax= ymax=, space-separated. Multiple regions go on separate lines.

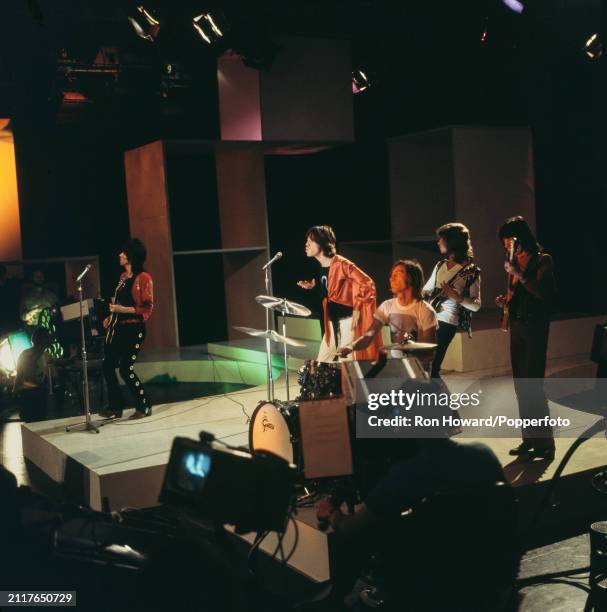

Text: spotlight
xmin=193 ymin=12 xmax=227 ymax=45
xmin=352 ymin=69 xmax=371 ymax=94
xmin=0 ymin=331 xmax=32 ymax=377
xmin=501 ymin=0 xmax=524 ymax=14
xmin=585 ymin=33 xmax=603 ymax=60
xmin=480 ymin=16 xmax=490 ymax=43
xmin=128 ymin=5 xmax=161 ymax=43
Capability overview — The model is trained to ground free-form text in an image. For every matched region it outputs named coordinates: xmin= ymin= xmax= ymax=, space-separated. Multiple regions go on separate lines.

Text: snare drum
xmin=249 ymin=400 xmax=302 ymax=467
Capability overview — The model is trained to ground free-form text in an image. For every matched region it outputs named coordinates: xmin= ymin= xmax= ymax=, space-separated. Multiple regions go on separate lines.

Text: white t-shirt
xmin=374 ymin=298 xmax=438 ymax=349
xmin=423 ymin=262 xmax=481 ymax=326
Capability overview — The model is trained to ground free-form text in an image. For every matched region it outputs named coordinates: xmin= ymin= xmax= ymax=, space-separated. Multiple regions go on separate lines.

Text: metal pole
xmin=66 ymin=281 xmax=103 ymax=433
xmin=264 ymin=267 xmax=274 ymax=401
xmin=79 ymin=282 xmax=93 ymax=429
xmin=282 ymin=301 xmax=290 ymax=401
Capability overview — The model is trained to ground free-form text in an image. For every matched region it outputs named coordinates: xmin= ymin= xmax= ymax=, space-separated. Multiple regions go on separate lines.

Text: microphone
xmin=262 ymin=251 xmax=283 ymax=271
xmin=76 ymin=264 xmax=92 ymax=282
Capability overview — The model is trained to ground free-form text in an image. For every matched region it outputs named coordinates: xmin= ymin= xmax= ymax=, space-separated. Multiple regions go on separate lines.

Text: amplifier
xmin=342 ymin=356 xmax=429 ymax=406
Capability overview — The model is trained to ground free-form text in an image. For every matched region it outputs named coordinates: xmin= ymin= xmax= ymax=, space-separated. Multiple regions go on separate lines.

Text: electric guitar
xmin=500 ymin=238 xmax=518 ymax=332
xmin=105 ymin=278 xmax=126 ymax=344
xmin=426 ymin=262 xmax=478 ymax=313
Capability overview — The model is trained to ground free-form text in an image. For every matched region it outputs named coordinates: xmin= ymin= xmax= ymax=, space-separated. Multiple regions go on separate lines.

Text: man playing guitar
xmin=422 ymin=223 xmax=481 ymax=378
xmin=496 ymin=216 xmax=557 ymax=459
xmin=101 ymin=239 xmax=154 ymax=420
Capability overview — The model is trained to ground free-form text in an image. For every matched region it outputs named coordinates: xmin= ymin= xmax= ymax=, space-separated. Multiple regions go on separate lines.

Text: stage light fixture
xmin=501 ymin=0 xmax=524 ymax=14
xmin=480 ymin=16 xmax=490 ymax=43
xmin=128 ymin=5 xmax=161 ymax=43
xmin=352 ymin=69 xmax=371 ymax=94
xmin=193 ymin=12 xmax=226 ymax=45
xmin=585 ymin=32 xmax=603 ymax=59
xmin=0 ymin=331 xmax=32 ymax=376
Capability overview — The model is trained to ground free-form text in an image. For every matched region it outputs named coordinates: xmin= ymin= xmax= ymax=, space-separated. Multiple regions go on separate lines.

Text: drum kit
xmin=235 ymin=290 xmax=439 ymax=475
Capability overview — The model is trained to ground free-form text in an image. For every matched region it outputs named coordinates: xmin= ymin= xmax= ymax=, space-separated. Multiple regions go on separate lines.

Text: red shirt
xmin=120 ymin=271 xmax=154 ymax=323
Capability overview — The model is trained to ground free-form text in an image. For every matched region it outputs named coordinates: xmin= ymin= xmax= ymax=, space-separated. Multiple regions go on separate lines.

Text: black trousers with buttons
xmin=103 ymin=322 xmax=151 ymax=414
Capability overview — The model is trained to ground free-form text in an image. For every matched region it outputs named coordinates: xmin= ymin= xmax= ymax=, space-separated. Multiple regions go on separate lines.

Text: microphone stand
xmin=281 ymin=298 xmax=291 ymax=402
xmin=66 ymin=269 xmax=105 ymax=434
xmin=264 ymin=263 xmax=274 ymax=401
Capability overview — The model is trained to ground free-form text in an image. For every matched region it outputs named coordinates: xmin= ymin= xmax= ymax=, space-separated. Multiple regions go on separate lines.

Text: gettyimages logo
xmin=356 ymin=376 xmax=595 ymax=438
xmin=366 ymin=389 xmax=482 ymax=412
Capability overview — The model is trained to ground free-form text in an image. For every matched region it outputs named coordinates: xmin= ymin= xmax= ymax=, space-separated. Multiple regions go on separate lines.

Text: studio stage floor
xmin=21 ymin=381 xmax=297 ymax=510
xmin=19 ymin=354 xmax=607 ymax=582
xmin=20 ymin=353 xmax=606 ymax=507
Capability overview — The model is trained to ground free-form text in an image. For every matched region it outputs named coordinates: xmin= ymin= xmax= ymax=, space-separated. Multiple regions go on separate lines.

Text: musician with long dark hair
xmin=101 ymin=239 xmax=154 ymax=419
xmin=422 ymin=223 xmax=481 ymax=378
xmin=338 ymin=259 xmax=437 ymax=367
xmin=497 ymin=216 xmax=557 ymax=458
xmin=298 ymin=225 xmax=381 ymax=362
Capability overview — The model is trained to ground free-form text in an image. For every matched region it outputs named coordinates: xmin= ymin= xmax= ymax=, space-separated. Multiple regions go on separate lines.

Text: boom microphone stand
xmin=261 ymin=252 xmax=282 ymax=401
xmin=66 ymin=264 xmax=105 ymax=434
xmin=280 ymin=298 xmax=291 ymax=401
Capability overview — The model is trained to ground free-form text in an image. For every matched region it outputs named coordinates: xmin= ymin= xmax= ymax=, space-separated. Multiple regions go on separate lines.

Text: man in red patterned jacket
xmin=298 ymin=226 xmax=381 ymax=362
xmin=101 ymin=239 xmax=154 ymax=419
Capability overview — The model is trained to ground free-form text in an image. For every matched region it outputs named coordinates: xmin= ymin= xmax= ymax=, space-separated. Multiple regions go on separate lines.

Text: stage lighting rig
xmin=128 ymin=5 xmax=161 ymax=43
xmin=191 ymin=11 xmax=277 ymax=69
xmin=501 ymin=0 xmax=524 ymax=14
xmin=352 ymin=68 xmax=371 ymax=94
xmin=160 ymin=433 xmax=296 ymax=533
xmin=585 ymin=33 xmax=603 ymax=59
xmin=192 ymin=12 xmax=227 ymax=46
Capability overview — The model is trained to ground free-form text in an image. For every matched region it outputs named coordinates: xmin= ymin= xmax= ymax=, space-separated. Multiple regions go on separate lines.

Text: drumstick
xmin=344 ymin=335 xmax=365 ymax=350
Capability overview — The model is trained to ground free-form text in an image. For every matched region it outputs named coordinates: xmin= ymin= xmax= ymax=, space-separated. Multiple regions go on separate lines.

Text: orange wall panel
xmin=0 ymin=120 xmax=22 ymax=261
xmin=124 ymin=141 xmax=178 ymax=349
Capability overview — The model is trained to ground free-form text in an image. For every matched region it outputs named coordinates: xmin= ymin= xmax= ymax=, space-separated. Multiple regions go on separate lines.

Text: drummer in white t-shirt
xmin=338 ymin=259 xmax=437 ymax=366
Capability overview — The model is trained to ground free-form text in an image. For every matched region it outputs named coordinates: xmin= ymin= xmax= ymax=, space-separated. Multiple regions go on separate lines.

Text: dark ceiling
xmin=1 ymin=0 xmax=604 ymax=141
xmin=0 ymin=1 xmax=605 ymax=313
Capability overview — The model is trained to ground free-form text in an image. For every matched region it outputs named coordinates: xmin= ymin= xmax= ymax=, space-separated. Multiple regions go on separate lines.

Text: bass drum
xmin=249 ymin=401 xmax=301 ymax=467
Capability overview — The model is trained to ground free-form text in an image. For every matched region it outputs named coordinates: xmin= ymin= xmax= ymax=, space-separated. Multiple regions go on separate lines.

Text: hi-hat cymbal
xmin=385 ymin=341 xmax=437 ymax=352
xmin=233 ymin=326 xmax=306 ymax=348
xmin=255 ymin=295 xmax=312 ymax=317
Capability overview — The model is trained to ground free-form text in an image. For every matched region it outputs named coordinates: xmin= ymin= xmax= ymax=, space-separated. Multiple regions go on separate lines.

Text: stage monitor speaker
xmin=342 ymin=356 xmax=430 ymax=406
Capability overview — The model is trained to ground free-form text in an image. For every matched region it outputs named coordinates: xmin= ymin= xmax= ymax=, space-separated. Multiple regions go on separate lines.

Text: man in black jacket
xmin=497 ymin=216 xmax=557 ymax=459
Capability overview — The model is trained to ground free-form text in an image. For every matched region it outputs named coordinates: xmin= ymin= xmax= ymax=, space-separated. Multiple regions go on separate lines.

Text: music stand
xmin=66 ymin=276 xmax=107 ymax=433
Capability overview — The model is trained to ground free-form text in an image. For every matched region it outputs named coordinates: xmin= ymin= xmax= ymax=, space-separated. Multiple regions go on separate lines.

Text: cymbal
xmin=255 ymin=295 xmax=312 ymax=318
xmin=233 ymin=326 xmax=306 ymax=348
xmin=385 ymin=341 xmax=438 ymax=352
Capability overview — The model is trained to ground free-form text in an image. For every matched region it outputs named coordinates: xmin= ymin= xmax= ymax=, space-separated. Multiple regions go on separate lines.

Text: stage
xmin=20 ymin=348 xmax=607 ymax=582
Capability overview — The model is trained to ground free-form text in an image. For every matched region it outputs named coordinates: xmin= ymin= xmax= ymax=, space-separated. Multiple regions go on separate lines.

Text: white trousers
xmin=316 ymin=317 xmax=355 ymax=363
